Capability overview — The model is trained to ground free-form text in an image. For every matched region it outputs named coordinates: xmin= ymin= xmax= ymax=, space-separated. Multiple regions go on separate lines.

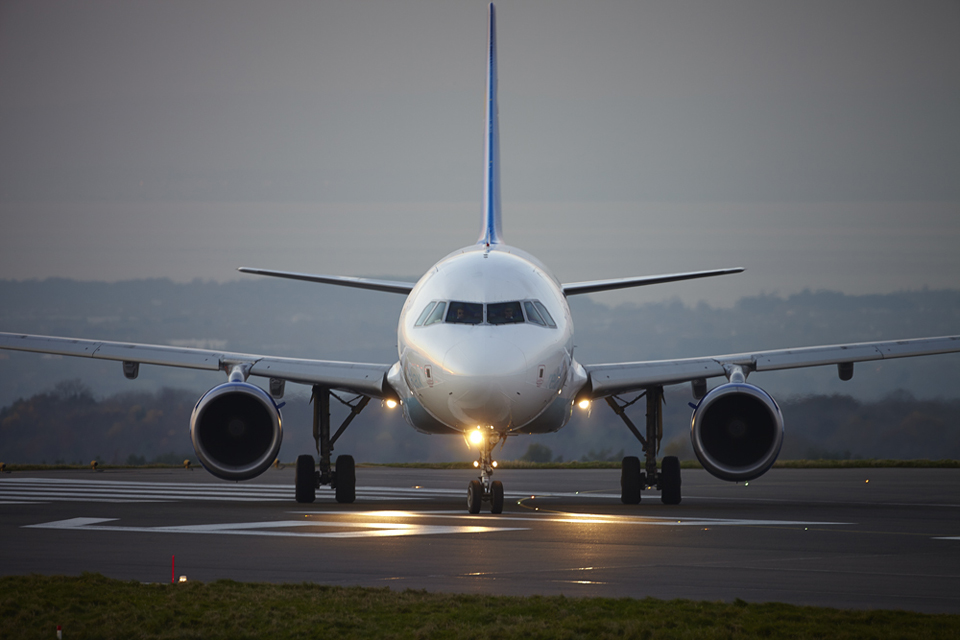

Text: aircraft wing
xmin=562 ymin=268 xmax=744 ymax=296
xmin=584 ymin=335 xmax=960 ymax=398
xmin=0 ymin=332 xmax=393 ymax=398
xmin=237 ymin=267 xmax=415 ymax=294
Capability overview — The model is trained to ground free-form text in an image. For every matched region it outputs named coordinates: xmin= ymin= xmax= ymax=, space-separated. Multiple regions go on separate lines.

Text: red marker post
xmin=171 ymin=555 xmax=175 ymax=584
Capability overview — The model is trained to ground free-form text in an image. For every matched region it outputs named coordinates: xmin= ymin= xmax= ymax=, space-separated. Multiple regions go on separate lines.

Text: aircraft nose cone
xmin=443 ymin=339 xmax=527 ymax=426
xmin=443 ymin=338 xmax=526 ymax=377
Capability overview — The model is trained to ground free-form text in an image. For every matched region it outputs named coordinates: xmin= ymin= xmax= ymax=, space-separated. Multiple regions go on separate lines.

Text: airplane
xmin=2 ymin=4 xmax=959 ymax=514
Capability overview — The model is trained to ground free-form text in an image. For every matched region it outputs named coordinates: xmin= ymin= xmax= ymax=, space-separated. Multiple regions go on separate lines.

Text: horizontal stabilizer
xmin=562 ymin=267 xmax=744 ymax=296
xmin=238 ymin=267 xmax=415 ymax=295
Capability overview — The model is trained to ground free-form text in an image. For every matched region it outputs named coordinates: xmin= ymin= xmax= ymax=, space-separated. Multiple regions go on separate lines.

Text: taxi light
xmin=492 ymin=461 xmax=498 ymax=468
xmin=385 ymin=399 xmax=398 ymax=409
xmin=578 ymin=399 xmax=591 ymax=410
xmin=469 ymin=429 xmax=484 ymax=445
xmin=473 ymin=461 xmax=480 ymax=468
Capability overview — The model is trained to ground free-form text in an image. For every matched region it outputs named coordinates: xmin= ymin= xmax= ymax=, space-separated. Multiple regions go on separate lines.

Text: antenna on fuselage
xmin=478 ymin=3 xmax=503 ymax=247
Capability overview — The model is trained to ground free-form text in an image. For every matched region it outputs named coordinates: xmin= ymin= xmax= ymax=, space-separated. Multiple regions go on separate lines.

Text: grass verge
xmin=2 ymin=573 xmax=957 ymax=640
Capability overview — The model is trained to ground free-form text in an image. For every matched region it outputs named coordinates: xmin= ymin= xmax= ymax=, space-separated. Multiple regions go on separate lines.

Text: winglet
xmin=478 ymin=3 xmax=503 ymax=246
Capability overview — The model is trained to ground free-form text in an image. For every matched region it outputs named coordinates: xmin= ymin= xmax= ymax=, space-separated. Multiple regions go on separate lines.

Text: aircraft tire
xmin=660 ymin=456 xmax=682 ymax=505
xmin=295 ymin=454 xmax=316 ymax=504
xmin=467 ymin=480 xmax=483 ymax=514
xmin=490 ymin=480 xmax=504 ymax=514
xmin=334 ymin=454 xmax=356 ymax=504
xmin=621 ymin=456 xmax=642 ymax=504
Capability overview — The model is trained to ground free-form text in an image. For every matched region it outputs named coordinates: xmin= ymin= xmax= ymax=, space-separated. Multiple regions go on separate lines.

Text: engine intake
xmin=190 ymin=381 xmax=283 ymax=481
xmin=690 ymin=382 xmax=783 ymax=482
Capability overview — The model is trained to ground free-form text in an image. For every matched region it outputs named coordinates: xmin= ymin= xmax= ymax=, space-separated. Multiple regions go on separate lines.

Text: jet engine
xmin=690 ymin=382 xmax=783 ymax=482
xmin=190 ymin=381 xmax=283 ymax=481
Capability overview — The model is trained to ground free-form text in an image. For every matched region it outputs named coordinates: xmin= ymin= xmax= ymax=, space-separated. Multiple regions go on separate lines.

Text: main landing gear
xmin=466 ymin=429 xmax=504 ymax=514
xmin=605 ymin=385 xmax=682 ymax=505
xmin=295 ymin=384 xmax=369 ymax=504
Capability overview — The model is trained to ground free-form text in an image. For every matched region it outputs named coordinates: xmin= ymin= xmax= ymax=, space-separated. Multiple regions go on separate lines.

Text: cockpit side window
xmin=533 ymin=301 xmax=557 ymax=328
xmin=423 ymin=301 xmax=446 ymax=326
xmin=414 ymin=301 xmax=437 ymax=326
xmin=523 ymin=301 xmax=546 ymax=326
xmin=446 ymin=301 xmax=483 ymax=325
xmin=488 ymin=301 xmax=524 ymax=325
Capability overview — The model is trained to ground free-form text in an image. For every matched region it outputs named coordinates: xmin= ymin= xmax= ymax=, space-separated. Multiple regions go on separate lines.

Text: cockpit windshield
xmin=487 ymin=301 xmax=524 ymax=325
xmin=415 ymin=299 xmax=557 ymax=328
xmin=446 ymin=301 xmax=484 ymax=325
xmin=424 ymin=301 xmax=446 ymax=326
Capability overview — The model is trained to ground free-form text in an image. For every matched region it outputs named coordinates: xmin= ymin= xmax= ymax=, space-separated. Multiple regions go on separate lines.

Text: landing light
xmin=469 ymin=429 xmax=484 ymax=445
xmin=578 ymin=399 xmax=591 ymax=410
xmin=385 ymin=399 xmax=398 ymax=409
xmin=492 ymin=461 xmax=498 ymax=468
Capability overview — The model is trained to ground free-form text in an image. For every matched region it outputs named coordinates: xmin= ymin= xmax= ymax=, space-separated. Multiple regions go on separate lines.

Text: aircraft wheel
xmin=660 ymin=456 xmax=682 ymax=505
xmin=334 ymin=454 xmax=356 ymax=504
xmin=490 ymin=480 xmax=504 ymax=514
xmin=295 ymin=454 xmax=316 ymax=504
xmin=621 ymin=456 xmax=642 ymax=504
xmin=467 ymin=480 xmax=483 ymax=514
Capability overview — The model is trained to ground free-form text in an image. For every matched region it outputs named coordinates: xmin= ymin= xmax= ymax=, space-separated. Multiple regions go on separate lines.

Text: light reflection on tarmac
xmin=2 ymin=467 xmax=958 ymax=613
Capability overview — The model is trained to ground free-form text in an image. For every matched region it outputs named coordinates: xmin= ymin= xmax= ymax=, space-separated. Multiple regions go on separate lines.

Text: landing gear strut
xmin=605 ymin=385 xmax=682 ymax=505
xmin=295 ymin=385 xmax=369 ymax=504
xmin=466 ymin=430 xmax=504 ymax=514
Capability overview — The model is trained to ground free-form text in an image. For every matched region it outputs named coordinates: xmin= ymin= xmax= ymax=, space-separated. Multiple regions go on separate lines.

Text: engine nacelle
xmin=690 ymin=382 xmax=783 ymax=482
xmin=190 ymin=381 xmax=283 ymax=481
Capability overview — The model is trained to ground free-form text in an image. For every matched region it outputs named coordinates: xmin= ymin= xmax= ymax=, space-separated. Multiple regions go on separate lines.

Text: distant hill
xmin=1 ymin=279 xmax=959 ymax=464
xmin=2 ymin=279 xmax=958 ymax=406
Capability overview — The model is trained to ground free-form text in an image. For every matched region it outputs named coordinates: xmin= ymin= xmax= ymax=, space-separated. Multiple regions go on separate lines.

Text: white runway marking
xmin=24 ymin=516 xmax=528 ymax=539
xmin=23 ymin=508 xmax=847 ymax=542
xmin=290 ymin=510 xmax=852 ymax=528
xmin=0 ymin=478 xmax=458 ymax=503
xmin=0 ymin=478 xmax=626 ymax=504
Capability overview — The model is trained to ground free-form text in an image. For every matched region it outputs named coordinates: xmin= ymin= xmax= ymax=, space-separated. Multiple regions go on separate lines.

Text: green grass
xmin=1 ymin=573 xmax=957 ymax=639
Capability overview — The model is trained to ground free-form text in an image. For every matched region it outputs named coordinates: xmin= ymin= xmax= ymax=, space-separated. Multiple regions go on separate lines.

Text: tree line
xmin=2 ymin=381 xmax=958 ymax=465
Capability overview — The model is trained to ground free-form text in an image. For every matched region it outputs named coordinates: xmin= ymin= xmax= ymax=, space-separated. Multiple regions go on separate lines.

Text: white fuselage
xmin=387 ymin=243 xmax=587 ymax=437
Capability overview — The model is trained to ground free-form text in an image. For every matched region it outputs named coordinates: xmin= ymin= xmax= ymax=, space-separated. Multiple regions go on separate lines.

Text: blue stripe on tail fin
xmin=478 ymin=3 xmax=503 ymax=246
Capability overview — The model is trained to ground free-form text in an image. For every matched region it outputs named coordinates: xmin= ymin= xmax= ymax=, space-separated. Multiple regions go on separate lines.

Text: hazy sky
xmin=1 ymin=0 xmax=958 ymax=306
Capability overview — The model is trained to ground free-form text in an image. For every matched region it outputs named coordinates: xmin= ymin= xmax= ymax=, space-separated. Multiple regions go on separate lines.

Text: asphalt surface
xmin=2 ymin=466 xmax=959 ymax=613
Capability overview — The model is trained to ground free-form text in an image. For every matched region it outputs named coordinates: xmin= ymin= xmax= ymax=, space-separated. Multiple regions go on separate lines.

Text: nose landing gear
xmin=466 ymin=429 xmax=505 ymax=514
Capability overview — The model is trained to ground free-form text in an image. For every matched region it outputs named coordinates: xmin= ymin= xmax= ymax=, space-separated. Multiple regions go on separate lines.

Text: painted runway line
xmin=22 ymin=509 xmax=851 ymax=542
xmin=0 ymin=478 xmax=448 ymax=503
xmin=0 ymin=478 xmax=626 ymax=504
xmin=290 ymin=510 xmax=853 ymax=528
xmin=24 ymin=516 xmax=528 ymax=539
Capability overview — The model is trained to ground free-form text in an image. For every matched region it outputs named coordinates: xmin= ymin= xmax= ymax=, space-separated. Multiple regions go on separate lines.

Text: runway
xmin=2 ymin=466 xmax=958 ymax=613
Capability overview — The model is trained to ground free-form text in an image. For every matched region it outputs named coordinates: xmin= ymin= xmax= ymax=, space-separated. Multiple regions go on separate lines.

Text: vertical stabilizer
xmin=478 ymin=3 xmax=503 ymax=245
